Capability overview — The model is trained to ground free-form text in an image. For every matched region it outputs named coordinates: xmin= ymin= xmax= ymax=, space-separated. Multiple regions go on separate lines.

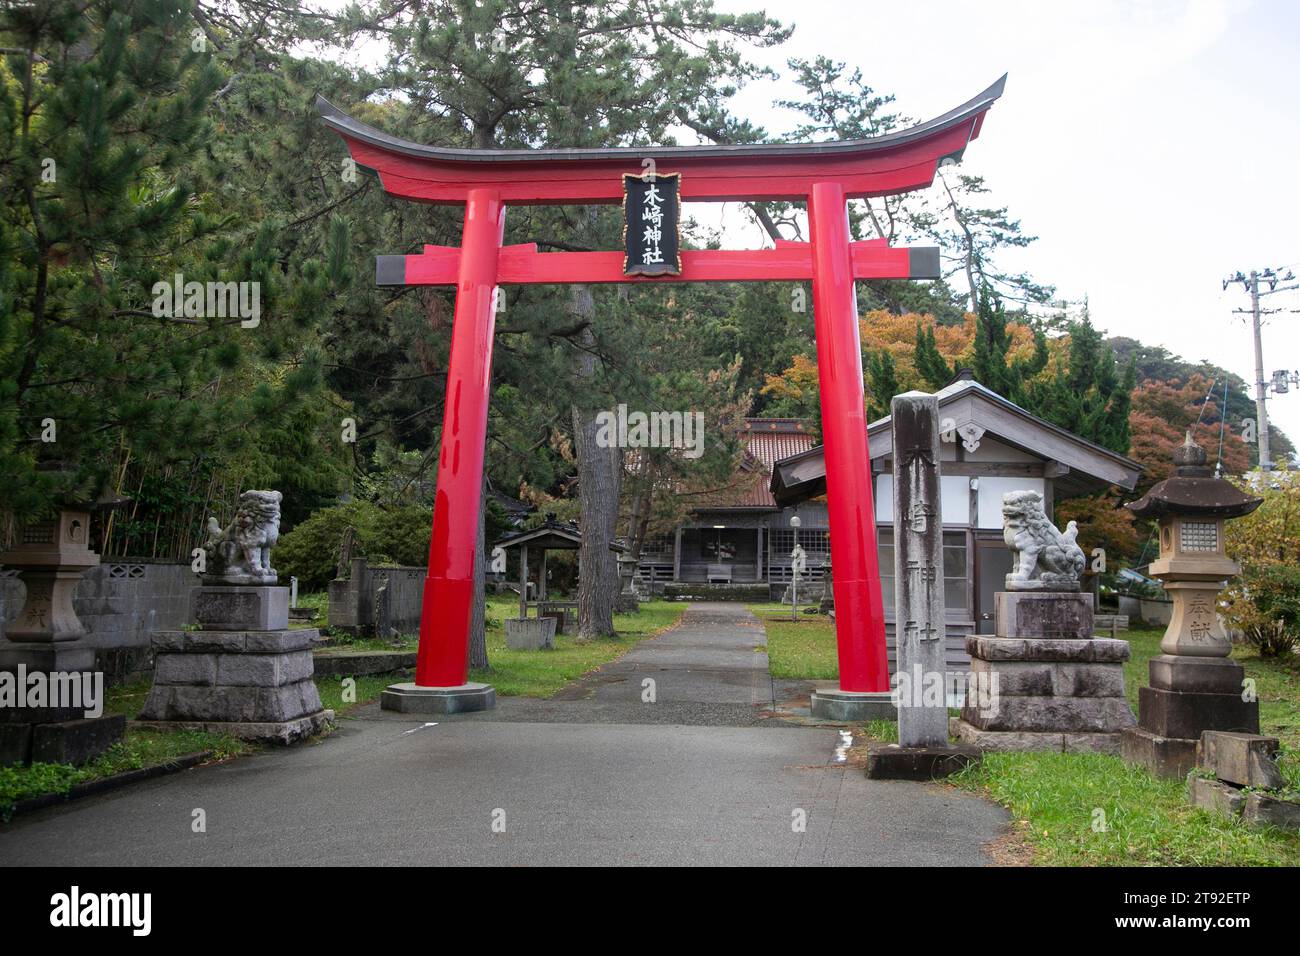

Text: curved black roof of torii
xmin=313 ymin=74 xmax=1006 ymax=166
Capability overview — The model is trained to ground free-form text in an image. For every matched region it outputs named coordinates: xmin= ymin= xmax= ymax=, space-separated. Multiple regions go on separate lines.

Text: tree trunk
xmin=569 ymin=286 xmax=620 ymax=638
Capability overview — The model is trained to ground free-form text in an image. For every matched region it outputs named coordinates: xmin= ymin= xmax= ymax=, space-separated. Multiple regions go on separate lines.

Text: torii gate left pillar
xmin=316 ymin=75 xmax=1006 ymax=717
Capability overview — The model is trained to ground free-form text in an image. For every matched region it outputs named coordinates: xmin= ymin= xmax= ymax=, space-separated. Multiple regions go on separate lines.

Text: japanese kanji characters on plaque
xmin=623 ymin=172 xmax=682 ymax=276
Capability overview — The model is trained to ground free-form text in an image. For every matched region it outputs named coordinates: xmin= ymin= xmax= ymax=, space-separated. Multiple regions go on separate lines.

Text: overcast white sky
xmin=702 ymin=0 xmax=1300 ymax=447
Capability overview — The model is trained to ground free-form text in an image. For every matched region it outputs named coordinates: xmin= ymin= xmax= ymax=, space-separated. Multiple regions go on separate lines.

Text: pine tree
xmin=969 ymin=286 xmax=1048 ymax=406
xmin=914 ymin=321 xmax=954 ymax=390
xmin=865 ymin=349 xmax=899 ymax=421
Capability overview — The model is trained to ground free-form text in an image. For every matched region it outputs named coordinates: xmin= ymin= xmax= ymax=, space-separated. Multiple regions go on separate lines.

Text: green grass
xmin=468 ymin=596 xmax=686 ymax=697
xmin=947 ymin=623 xmax=1300 ymax=866
xmin=288 ymin=589 xmax=328 ymax=629
xmin=950 ymin=752 xmax=1300 ymax=866
xmin=316 ymin=673 xmax=401 ymax=714
xmin=748 ymin=603 xmax=837 ymax=680
xmin=0 ymin=727 xmax=249 ymax=821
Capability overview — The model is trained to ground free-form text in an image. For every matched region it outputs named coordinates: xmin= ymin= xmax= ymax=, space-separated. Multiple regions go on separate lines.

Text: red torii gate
xmin=316 ymin=76 xmax=1005 ymax=711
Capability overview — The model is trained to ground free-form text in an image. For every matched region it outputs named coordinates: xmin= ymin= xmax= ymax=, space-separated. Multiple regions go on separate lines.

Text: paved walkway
xmin=1 ymin=603 xmax=1008 ymax=866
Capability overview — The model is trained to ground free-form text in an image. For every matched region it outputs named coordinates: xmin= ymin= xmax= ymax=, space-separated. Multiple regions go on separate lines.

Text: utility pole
xmin=1248 ymin=271 xmax=1271 ymax=471
xmin=1225 ymin=267 xmax=1298 ymax=472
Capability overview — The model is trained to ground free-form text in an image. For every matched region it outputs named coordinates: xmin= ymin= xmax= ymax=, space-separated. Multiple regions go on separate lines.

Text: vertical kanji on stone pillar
xmin=807 ymin=181 xmax=889 ymax=694
xmin=416 ymin=188 xmax=505 ymax=688
xmin=891 ymin=392 xmax=948 ymax=747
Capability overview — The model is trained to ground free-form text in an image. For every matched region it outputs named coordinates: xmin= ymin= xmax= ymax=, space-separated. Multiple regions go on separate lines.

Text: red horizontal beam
xmin=348 ymin=131 xmax=973 ymax=205
xmin=377 ymin=240 xmax=939 ymax=286
xmin=319 ymin=78 xmax=1005 ymax=206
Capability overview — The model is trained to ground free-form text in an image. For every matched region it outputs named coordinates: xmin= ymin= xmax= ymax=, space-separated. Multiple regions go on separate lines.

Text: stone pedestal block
xmin=952 ymin=627 xmax=1135 ymax=754
xmin=192 ymin=586 xmax=289 ymax=631
xmin=1135 ymin=685 xmax=1257 ymax=740
xmin=1148 ymin=654 xmax=1246 ymax=694
xmin=809 ymin=688 xmax=897 ymax=722
xmin=0 ymin=639 xmax=97 ymax=673
xmin=994 ymin=590 xmax=1094 ymax=640
xmin=31 ymin=714 xmax=127 ymax=765
xmin=1187 ymin=775 xmax=1246 ymax=818
xmin=1197 ymin=731 xmax=1284 ymax=789
xmin=0 ymin=643 xmax=124 ymax=767
xmin=381 ymin=682 xmax=496 ymax=714
xmin=1121 ymin=727 xmax=1198 ymax=779
xmin=864 ymin=743 xmax=980 ymax=780
xmin=141 ymin=586 xmax=331 ymax=744
xmin=1123 ymin=655 xmax=1259 ymax=779
xmin=505 ymin=616 xmax=556 ymax=650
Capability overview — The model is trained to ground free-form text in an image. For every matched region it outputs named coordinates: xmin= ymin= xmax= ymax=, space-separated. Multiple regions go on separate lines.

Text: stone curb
xmin=311 ymin=651 xmax=418 ymax=677
xmin=2 ymin=750 xmax=213 ymax=821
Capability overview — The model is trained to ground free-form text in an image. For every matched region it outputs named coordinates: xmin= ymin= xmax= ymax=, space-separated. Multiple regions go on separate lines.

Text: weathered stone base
xmin=1136 ymin=684 xmax=1258 ymax=739
xmin=1184 ymin=729 xmax=1299 ymax=828
xmin=995 ymin=590 xmax=1094 ymax=639
xmin=312 ymin=651 xmax=416 ymax=677
xmin=1187 ymin=775 xmax=1246 ymax=818
xmin=864 ymin=743 xmax=980 ymax=780
xmin=0 ymin=713 xmax=127 ymax=767
xmin=1244 ymin=791 xmax=1300 ymax=830
xmin=0 ymin=642 xmax=126 ymax=767
xmin=0 ymin=639 xmax=97 ymax=672
xmin=952 ymin=719 xmax=1125 ymax=754
xmin=192 ymin=585 xmax=289 ymax=631
xmin=132 ymin=710 xmax=333 ymax=745
xmin=141 ymin=620 xmax=327 ymax=745
xmin=809 ymin=688 xmax=897 ymax=722
xmin=381 ymin=682 xmax=496 ymax=714
xmin=958 ymin=633 xmax=1136 ymax=752
xmin=32 ymin=714 xmax=127 ymax=764
xmin=1124 ymin=656 xmax=1259 ymax=778
xmin=1121 ymin=726 xmax=1198 ymax=778
xmin=504 ymin=616 xmax=556 ymax=650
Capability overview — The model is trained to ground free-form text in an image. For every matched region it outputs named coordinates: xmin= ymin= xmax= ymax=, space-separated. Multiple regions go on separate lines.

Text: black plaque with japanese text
xmin=622 ymin=172 xmax=682 ymax=276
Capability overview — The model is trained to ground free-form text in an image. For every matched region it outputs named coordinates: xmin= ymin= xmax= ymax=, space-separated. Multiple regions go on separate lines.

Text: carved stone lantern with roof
xmin=1120 ymin=433 xmax=1264 ymax=777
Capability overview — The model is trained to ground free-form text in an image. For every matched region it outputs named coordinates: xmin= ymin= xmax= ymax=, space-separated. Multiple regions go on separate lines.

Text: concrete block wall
xmin=327 ymin=558 xmax=426 ymax=636
xmin=2 ymin=559 xmax=197 ymax=682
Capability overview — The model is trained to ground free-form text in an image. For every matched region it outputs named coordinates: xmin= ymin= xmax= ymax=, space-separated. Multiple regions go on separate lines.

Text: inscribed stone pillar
xmin=891 ymin=392 xmax=948 ymax=747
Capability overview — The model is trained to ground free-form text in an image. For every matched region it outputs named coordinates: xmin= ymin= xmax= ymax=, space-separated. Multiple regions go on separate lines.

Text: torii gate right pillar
xmin=808 ymin=181 xmax=893 ymax=710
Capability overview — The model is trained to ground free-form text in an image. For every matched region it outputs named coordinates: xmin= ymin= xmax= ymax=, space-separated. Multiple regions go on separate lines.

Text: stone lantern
xmin=0 ymin=494 xmax=128 ymax=766
xmin=0 ymin=507 xmax=99 ymax=664
xmin=1121 ymin=432 xmax=1263 ymax=777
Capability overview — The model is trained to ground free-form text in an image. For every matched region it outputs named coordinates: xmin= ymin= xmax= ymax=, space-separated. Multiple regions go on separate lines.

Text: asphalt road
xmin=0 ymin=603 xmax=1009 ymax=866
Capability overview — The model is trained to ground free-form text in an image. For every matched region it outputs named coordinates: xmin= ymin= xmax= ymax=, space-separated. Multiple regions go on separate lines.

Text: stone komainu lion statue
xmin=1001 ymin=490 xmax=1085 ymax=588
xmin=204 ymin=490 xmax=282 ymax=583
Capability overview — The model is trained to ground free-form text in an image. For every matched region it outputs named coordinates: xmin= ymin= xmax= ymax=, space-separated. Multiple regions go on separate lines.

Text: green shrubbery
xmin=1226 ymin=564 xmax=1300 ymax=658
xmin=275 ymin=501 xmax=432 ymax=590
xmin=1224 ymin=472 xmax=1300 ymax=658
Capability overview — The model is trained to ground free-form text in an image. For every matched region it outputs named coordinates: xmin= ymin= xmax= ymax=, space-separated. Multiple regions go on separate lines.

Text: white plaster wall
xmin=873 ymin=474 xmax=972 ymax=526
xmin=977 ymin=476 xmax=1047 ymax=529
